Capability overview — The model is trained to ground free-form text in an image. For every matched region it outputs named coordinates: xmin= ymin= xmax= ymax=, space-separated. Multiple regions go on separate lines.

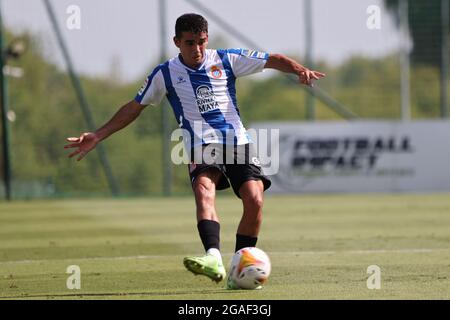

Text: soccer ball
xmin=228 ymin=247 xmax=271 ymax=289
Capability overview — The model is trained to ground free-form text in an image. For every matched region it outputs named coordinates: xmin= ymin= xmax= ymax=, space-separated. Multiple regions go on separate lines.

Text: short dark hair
xmin=175 ymin=13 xmax=208 ymax=38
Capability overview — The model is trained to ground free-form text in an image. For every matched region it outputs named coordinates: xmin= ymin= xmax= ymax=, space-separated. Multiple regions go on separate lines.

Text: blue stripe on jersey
xmin=135 ymin=66 xmax=161 ymax=104
xmin=186 ymin=68 xmax=235 ymax=144
xmin=160 ymin=62 xmax=198 ymax=148
xmin=217 ymin=49 xmax=239 ymax=116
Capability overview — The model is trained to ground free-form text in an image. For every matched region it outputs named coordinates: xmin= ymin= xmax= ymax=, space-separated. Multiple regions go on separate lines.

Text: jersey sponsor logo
xmin=196 ymin=85 xmax=220 ymax=113
xmin=137 ymin=78 xmax=149 ymax=96
xmin=210 ymin=65 xmax=222 ymax=79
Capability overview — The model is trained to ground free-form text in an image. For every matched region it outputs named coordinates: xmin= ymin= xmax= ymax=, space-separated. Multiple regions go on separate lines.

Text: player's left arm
xmin=264 ymin=53 xmax=325 ymax=87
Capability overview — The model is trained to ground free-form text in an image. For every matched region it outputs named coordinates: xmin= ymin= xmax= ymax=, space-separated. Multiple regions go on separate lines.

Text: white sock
xmin=206 ymin=248 xmax=223 ymax=264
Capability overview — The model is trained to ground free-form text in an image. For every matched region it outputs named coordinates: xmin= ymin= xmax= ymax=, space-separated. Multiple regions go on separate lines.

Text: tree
xmin=384 ymin=0 xmax=449 ymax=67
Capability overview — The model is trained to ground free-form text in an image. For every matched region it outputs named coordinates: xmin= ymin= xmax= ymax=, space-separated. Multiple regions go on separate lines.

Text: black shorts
xmin=187 ymin=144 xmax=271 ymax=198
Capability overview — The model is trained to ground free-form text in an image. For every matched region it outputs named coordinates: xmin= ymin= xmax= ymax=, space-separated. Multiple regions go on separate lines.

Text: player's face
xmin=174 ymin=31 xmax=208 ymax=69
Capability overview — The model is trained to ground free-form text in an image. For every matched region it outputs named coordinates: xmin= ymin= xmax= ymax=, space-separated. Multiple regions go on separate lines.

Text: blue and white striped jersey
xmin=135 ymin=48 xmax=269 ymax=148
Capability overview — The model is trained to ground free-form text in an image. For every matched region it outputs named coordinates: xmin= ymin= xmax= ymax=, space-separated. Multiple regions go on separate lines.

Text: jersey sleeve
xmin=226 ymin=48 xmax=269 ymax=78
xmin=134 ymin=66 xmax=166 ymax=106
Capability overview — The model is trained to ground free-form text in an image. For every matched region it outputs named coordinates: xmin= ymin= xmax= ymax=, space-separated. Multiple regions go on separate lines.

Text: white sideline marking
xmin=0 ymin=248 xmax=449 ymax=265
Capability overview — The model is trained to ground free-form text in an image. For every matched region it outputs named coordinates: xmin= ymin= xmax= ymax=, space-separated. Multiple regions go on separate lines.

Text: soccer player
xmin=64 ymin=13 xmax=325 ymax=288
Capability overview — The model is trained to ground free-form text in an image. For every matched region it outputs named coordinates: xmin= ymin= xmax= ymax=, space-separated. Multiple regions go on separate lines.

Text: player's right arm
xmin=64 ymin=100 xmax=145 ymax=161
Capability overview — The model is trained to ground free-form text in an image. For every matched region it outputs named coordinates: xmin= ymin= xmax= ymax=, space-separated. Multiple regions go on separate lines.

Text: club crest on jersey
xmin=210 ymin=65 xmax=222 ymax=79
xmin=196 ymin=85 xmax=219 ymax=113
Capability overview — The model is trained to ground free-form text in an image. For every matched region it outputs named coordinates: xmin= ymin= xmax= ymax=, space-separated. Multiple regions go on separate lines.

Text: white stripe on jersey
xmin=167 ymin=60 xmax=218 ymax=145
xmin=207 ymin=52 xmax=248 ymax=145
xmin=135 ymin=68 xmax=166 ymax=106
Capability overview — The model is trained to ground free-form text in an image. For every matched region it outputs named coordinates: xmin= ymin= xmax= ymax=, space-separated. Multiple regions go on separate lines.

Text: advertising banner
xmin=250 ymin=121 xmax=450 ymax=193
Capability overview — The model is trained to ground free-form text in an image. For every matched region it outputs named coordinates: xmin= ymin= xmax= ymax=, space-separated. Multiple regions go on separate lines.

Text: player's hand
xmin=64 ymin=132 xmax=99 ymax=161
xmin=299 ymin=69 xmax=326 ymax=87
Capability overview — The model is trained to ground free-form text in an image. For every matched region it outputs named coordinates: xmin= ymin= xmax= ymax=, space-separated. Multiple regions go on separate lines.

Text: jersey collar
xmin=177 ymin=52 xmax=208 ymax=71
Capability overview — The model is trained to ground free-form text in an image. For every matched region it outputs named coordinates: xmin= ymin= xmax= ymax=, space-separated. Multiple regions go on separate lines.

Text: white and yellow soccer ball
xmin=228 ymin=247 xmax=271 ymax=289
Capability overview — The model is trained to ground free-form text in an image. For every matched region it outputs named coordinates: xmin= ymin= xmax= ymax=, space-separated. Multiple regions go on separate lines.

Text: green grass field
xmin=0 ymin=194 xmax=449 ymax=300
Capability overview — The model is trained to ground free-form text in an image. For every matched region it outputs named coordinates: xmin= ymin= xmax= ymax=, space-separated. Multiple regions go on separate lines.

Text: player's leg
xmin=226 ymin=178 xmax=267 ymax=290
xmin=236 ymin=180 xmax=264 ymax=250
xmin=183 ymin=167 xmax=227 ymax=283
xmin=193 ymin=168 xmax=222 ymax=222
xmin=223 ymin=144 xmax=272 ymax=289
xmin=225 ymin=158 xmax=271 ymax=252
xmin=193 ymin=168 xmax=223 ymax=257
